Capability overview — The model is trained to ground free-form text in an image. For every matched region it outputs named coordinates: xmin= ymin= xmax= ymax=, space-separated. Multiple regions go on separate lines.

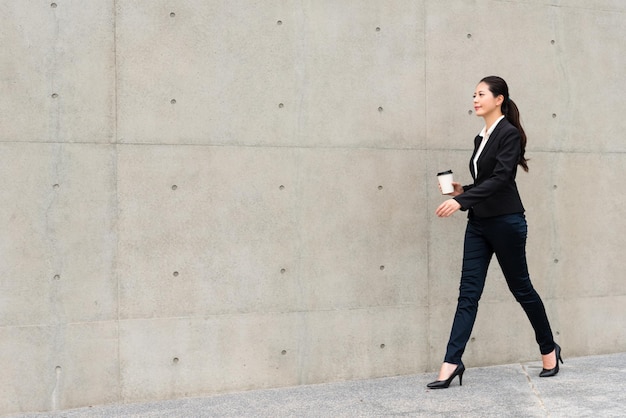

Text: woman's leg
xmin=443 ymin=218 xmax=493 ymax=365
xmin=489 ymin=214 xmax=555 ymax=355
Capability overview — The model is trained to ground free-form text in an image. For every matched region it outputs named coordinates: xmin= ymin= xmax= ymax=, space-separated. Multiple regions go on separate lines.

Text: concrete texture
xmin=1 ymin=0 xmax=626 ymax=415
xmin=7 ymin=352 xmax=626 ymax=417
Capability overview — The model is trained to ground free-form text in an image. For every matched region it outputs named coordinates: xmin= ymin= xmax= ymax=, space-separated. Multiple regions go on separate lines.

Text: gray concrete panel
xmin=296 ymin=149 xmax=427 ymax=309
xmin=0 ymin=144 xmax=117 ymax=327
xmin=117 ymin=146 xmax=427 ymax=318
xmin=0 ymin=322 xmax=119 ymax=414
xmin=118 ymin=315 xmax=297 ymax=403
xmin=116 ymin=1 xmax=425 ymax=148
xmin=522 ymin=0 xmax=626 ymax=11
xmin=115 ymin=0 xmax=298 ymax=146
xmin=554 ymin=153 xmax=626 ymax=298
xmin=552 ymin=295 xmax=626 ymax=359
xmin=116 ymin=145 xmax=301 ymax=318
xmin=0 ymin=326 xmax=55 ymax=414
xmin=546 ymin=6 xmax=626 ymax=152
xmin=0 ymin=1 xmax=115 ymax=143
xmin=293 ymin=306 xmax=429 ymax=384
xmin=118 ymin=307 xmax=426 ymax=404
xmin=289 ymin=1 xmax=425 ymax=149
xmin=48 ymin=322 xmax=120 ymax=410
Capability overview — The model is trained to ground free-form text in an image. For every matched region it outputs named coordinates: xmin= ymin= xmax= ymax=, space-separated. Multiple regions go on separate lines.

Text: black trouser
xmin=444 ymin=212 xmax=555 ymax=364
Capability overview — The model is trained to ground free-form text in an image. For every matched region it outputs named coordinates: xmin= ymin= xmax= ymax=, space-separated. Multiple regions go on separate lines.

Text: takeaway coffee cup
xmin=437 ymin=170 xmax=454 ymax=195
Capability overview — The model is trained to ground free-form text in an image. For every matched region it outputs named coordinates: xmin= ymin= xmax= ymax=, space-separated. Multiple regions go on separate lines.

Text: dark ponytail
xmin=480 ymin=76 xmax=529 ymax=172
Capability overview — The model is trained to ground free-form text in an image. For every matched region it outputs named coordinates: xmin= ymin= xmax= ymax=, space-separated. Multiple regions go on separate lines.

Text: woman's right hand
xmin=449 ymin=182 xmax=464 ymax=196
xmin=438 ymin=181 xmax=464 ymax=196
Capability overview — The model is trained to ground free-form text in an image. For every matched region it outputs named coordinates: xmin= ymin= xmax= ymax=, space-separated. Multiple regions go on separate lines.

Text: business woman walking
xmin=428 ymin=76 xmax=562 ymax=389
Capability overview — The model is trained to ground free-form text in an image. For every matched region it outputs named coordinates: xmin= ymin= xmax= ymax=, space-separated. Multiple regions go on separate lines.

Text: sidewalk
xmin=9 ymin=352 xmax=626 ymax=418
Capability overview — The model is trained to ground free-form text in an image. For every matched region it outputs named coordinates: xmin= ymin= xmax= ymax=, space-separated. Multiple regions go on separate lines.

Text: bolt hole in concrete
xmin=171 ymin=99 xmax=177 ymax=104
xmin=278 ymin=103 xmax=284 ymax=108
xmin=279 ymin=185 xmax=285 ymax=190
xmin=468 ymin=110 xmax=473 ymax=115
xmin=380 ymin=344 xmax=385 ymax=349
xmin=281 ymin=350 xmax=287 ymax=355
xmin=53 ymin=184 xmax=60 ymax=190
xmin=552 ymin=113 xmax=557 ymax=118
xmin=173 ymin=271 xmax=179 ymax=277
xmin=378 ymin=185 xmax=383 ymax=190
xmin=52 ymin=93 xmax=58 ymax=98
xmin=173 ymin=357 xmax=179 ymax=364
xmin=467 ymin=33 xmax=472 ymax=39
xmin=277 ymin=20 xmax=282 ymax=25
xmin=280 ymin=269 xmax=286 ymax=274
xmin=551 ymin=39 xmax=555 ymax=44
xmin=378 ymin=106 xmax=383 ymax=112
xmin=380 ymin=265 xmax=385 ymax=271
xmin=51 ymin=3 xmax=57 ymax=8
xmin=376 ymin=27 xmax=381 ymax=32
xmin=172 ymin=185 xmax=178 ymax=190
xmin=170 ymin=12 xmax=175 ymax=17
xmin=53 ymin=275 xmax=60 ymax=281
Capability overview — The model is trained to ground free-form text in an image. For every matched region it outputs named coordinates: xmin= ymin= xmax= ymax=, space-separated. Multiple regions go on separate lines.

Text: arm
xmin=436 ymin=181 xmax=464 ymax=217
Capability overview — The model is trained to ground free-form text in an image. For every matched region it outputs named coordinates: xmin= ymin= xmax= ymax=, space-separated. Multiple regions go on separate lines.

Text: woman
xmin=428 ymin=76 xmax=562 ymax=389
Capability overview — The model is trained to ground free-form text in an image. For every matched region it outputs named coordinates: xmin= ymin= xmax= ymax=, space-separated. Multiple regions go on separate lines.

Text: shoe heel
xmin=426 ymin=363 xmax=465 ymax=389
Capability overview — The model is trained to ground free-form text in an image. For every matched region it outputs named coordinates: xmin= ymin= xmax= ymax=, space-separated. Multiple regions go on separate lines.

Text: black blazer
xmin=454 ymin=118 xmax=525 ymax=218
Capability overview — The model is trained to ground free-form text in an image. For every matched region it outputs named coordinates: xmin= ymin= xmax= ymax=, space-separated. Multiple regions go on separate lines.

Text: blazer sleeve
xmin=454 ymin=126 xmax=520 ymax=210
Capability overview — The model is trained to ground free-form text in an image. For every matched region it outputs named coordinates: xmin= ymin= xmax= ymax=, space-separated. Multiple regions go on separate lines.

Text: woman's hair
xmin=480 ymin=76 xmax=529 ymax=172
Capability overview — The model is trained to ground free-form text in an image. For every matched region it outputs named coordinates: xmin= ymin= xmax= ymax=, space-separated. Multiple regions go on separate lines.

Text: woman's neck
xmin=483 ymin=111 xmax=504 ymax=131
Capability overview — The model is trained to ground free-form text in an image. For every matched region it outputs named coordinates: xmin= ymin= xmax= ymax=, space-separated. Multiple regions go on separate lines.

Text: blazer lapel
xmin=474 ymin=120 xmax=506 ymax=178
xmin=470 ymin=134 xmax=482 ymax=180
xmin=482 ymin=120 xmax=506 ymax=153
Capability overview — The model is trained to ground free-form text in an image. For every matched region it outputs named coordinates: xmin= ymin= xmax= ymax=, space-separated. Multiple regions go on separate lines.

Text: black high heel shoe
xmin=539 ymin=343 xmax=563 ymax=377
xmin=427 ymin=363 xmax=465 ymax=389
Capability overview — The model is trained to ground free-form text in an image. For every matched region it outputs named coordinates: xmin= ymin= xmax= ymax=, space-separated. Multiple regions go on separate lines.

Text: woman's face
xmin=473 ymin=82 xmax=503 ymax=118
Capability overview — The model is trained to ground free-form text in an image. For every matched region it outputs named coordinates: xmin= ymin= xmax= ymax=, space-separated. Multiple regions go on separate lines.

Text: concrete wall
xmin=1 ymin=0 xmax=625 ymax=414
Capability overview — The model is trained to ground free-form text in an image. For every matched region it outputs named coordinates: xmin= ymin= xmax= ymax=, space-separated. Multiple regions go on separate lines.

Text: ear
xmin=496 ymin=95 xmax=505 ymax=106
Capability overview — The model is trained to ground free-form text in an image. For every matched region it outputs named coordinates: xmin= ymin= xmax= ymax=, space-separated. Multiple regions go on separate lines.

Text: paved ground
xmin=8 ymin=352 xmax=626 ymax=417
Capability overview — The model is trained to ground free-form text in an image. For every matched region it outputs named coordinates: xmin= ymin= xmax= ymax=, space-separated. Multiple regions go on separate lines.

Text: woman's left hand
xmin=435 ymin=199 xmax=461 ymax=217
